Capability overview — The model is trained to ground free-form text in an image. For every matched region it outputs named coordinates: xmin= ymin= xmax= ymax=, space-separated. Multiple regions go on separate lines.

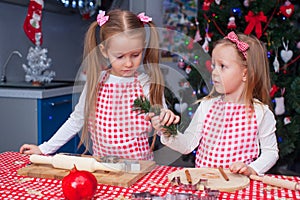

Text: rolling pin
xmin=30 ymin=154 xmax=125 ymax=173
xmin=250 ymin=175 xmax=300 ymax=190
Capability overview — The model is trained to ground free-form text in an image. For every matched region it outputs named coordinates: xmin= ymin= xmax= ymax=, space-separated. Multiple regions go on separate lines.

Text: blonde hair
xmin=79 ymin=9 xmax=164 ymax=152
xmin=205 ymin=33 xmax=271 ymax=110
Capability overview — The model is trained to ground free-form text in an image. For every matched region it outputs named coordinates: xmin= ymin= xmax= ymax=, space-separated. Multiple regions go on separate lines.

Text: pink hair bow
xmin=224 ymin=31 xmax=249 ymax=59
xmin=137 ymin=12 xmax=152 ymax=23
xmin=97 ymin=10 xmax=109 ymax=27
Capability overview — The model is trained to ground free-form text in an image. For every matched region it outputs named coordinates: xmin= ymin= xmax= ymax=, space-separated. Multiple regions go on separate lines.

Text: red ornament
xmin=202 ymin=0 xmax=214 ymax=11
xmin=280 ymin=1 xmax=294 ymax=18
xmin=227 ymin=16 xmax=237 ymax=29
xmin=82 ymin=13 xmax=91 ymax=20
xmin=185 ymin=65 xmax=192 ymax=74
xmin=244 ymin=11 xmax=267 ymax=39
xmin=62 ymin=165 xmax=98 ymax=200
xmin=270 ymin=84 xmax=280 ymax=98
xmin=205 ymin=60 xmax=213 ymax=72
xmin=187 ymin=38 xmax=194 ymax=50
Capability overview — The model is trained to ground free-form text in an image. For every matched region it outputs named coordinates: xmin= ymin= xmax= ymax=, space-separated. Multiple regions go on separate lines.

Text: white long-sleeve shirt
xmin=39 ymin=72 xmax=166 ymax=154
xmin=161 ymin=97 xmax=279 ymax=175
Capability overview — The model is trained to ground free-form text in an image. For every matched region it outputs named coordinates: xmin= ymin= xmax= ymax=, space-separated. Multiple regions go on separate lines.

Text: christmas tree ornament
xmin=194 ymin=29 xmax=202 ymax=43
xmin=205 ymin=59 xmax=213 ymax=72
xmin=215 ymin=0 xmax=221 ymax=5
xmin=270 ymin=84 xmax=279 ymax=98
xmin=280 ymin=39 xmax=293 ymax=63
xmin=185 ymin=65 xmax=192 ymax=74
xmin=227 ymin=16 xmax=237 ymax=29
xmin=193 ymin=20 xmax=202 ymax=43
xmin=297 ymin=41 xmax=300 ymax=49
xmin=232 ymin=8 xmax=242 ymax=16
xmin=243 ymin=0 xmax=249 ymax=7
xmin=187 ymin=38 xmax=194 ymax=50
xmin=273 ymin=48 xmax=280 ymax=73
xmin=202 ymin=85 xmax=209 ymax=95
xmin=202 ymin=0 xmax=213 ymax=11
xmin=179 ymin=13 xmax=186 ymax=24
xmin=23 ymin=0 xmax=44 ymax=45
xmin=202 ymin=38 xmax=210 ymax=53
xmin=244 ymin=11 xmax=267 ymax=39
xmin=197 ymin=85 xmax=201 ymax=95
xmin=284 ymin=116 xmax=291 ymax=125
xmin=174 ymin=102 xmax=188 ymax=113
xmin=202 ymin=24 xmax=211 ymax=53
xmin=266 ymin=33 xmax=271 ymax=48
xmin=192 ymin=90 xmax=197 ymax=96
xmin=79 ymin=0 xmax=99 ymax=20
xmin=275 ymin=97 xmax=285 ymax=115
xmin=280 ymin=0 xmax=294 ymax=18
xmin=193 ymin=57 xmax=199 ymax=64
xmin=180 ymin=81 xmax=190 ymax=89
xmin=178 ymin=58 xmax=185 ymax=69
xmin=274 ymin=88 xmax=285 ymax=116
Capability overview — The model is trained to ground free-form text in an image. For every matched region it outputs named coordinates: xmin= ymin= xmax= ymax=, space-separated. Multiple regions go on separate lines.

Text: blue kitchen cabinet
xmin=37 ymin=94 xmax=84 ymax=154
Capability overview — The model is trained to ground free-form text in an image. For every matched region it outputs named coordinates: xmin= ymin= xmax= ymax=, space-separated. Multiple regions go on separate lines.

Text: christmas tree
xmin=162 ymin=0 xmax=300 ymax=172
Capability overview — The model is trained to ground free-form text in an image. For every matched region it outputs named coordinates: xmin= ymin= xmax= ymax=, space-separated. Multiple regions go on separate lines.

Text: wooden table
xmin=0 ymin=152 xmax=299 ymax=200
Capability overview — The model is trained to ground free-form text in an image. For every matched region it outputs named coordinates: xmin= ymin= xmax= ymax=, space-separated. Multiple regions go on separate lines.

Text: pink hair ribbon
xmin=137 ymin=12 xmax=152 ymax=23
xmin=224 ymin=31 xmax=249 ymax=59
xmin=97 ymin=10 xmax=109 ymax=27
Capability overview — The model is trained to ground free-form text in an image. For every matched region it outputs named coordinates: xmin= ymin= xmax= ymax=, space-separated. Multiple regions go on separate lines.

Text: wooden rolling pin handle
xmin=250 ymin=175 xmax=299 ymax=190
xmin=249 ymin=174 xmax=262 ymax=182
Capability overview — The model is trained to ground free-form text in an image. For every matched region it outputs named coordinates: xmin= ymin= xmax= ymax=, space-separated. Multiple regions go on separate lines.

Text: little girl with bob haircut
xmin=157 ymin=31 xmax=279 ymax=176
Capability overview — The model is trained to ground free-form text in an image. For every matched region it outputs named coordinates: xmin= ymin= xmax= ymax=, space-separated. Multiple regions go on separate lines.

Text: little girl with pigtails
xmin=20 ymin=9 xmax=179 ymax=160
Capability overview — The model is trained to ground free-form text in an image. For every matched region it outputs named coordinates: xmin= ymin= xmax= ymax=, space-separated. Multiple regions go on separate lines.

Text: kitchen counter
xmin=0 ymin=82 xmax=83 ymax=99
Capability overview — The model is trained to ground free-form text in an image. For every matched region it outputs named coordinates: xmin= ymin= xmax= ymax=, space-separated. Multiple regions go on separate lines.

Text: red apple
xmin=62 ymin=165 xmax=98 ymax=200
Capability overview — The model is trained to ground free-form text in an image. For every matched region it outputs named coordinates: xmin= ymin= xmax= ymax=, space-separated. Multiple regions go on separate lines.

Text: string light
xmin=60 ymin=0 xmax=100 ymax=18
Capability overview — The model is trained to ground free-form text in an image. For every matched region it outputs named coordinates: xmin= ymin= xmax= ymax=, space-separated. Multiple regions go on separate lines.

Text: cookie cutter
xmin=131 ymin=191 xmax=218 ymax=200
xmin=170 ymin=176 xmax=210 ymax=190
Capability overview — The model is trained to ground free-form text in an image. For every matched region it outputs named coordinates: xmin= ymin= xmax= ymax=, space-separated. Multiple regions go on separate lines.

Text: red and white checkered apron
xmin=89 ymin=71 xmax=153 ymax=160
xmin=195 ymin=99 xmax=259 ymax=168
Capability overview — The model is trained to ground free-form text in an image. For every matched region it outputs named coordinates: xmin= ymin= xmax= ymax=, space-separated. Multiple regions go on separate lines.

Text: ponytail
xmin=143 ymin=22 xmax=164 ymax=106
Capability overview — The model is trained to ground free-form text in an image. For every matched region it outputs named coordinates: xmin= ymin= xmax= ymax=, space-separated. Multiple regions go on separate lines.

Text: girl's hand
xmin=148 ymin=114 xmax=161 ymax=131
xmin=147 ymin=109 xmax=180 ymax=131
xmin=158 ymin=109 xmax=180 ymax=126
xmin=229 ymin=162 xmax=257 ymax=176
xmin=19 ymin=144 xmax=42 ymax=155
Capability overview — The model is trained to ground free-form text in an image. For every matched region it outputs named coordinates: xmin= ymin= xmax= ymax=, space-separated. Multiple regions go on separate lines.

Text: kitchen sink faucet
xmin=1 ymin=50 xmax=23 ymax=82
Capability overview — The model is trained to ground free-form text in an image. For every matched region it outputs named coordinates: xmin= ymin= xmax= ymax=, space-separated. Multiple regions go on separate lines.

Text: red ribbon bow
xmin=244 ymin=11 xmax=267 ymax=39
xmin=225 ymin=31 xmax=249 ymax=59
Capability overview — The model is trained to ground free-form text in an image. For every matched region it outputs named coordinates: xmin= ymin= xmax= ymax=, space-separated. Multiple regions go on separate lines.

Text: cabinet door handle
xmin=49 ymin=99 xmax=72 ymax=107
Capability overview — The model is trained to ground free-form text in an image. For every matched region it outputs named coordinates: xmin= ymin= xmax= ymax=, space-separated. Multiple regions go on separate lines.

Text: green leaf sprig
xmin=132 ymin=96 xmax=178 ymax=136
